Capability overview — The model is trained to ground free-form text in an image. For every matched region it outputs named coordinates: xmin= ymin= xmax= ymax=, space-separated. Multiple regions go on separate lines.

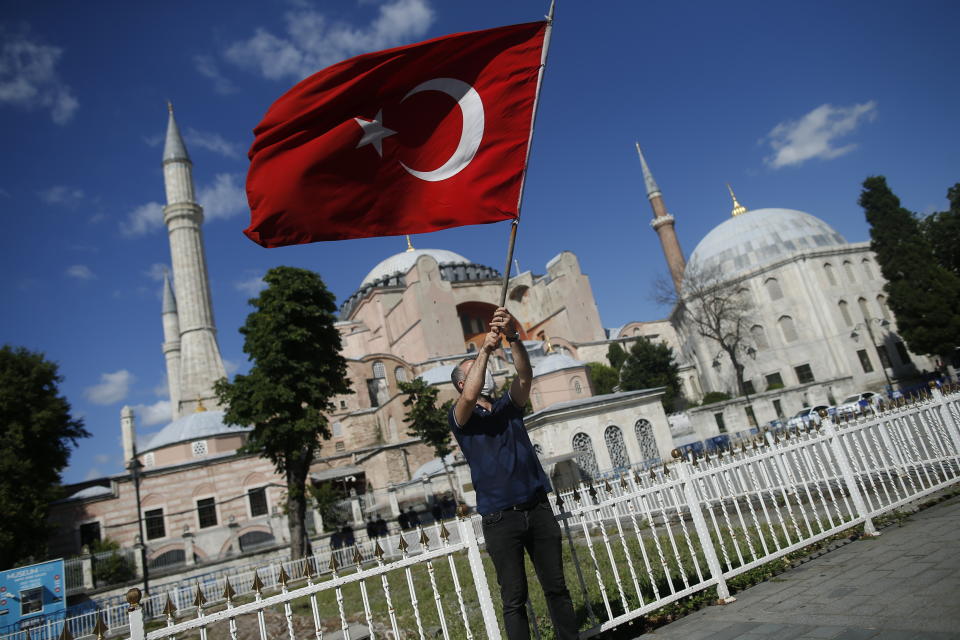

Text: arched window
xmin=764 ymin=278 xmax=783 ymax=301
xmin=634 ymin=419 xmax=659 ymax=465
xmin=778 ymin=315 xmax=798 ymax=343
xmin=862 ymin=259 xmax=875 ymax=280
xmin=571 ymin=433 xmax=599 ymax=480
xmin=737 ymin=287 xmax=753 ymax=304
xmin=394 ymin=367 xmax=408 ymax=383
xmin=823 ymin=263 xmax=837 ymax=286
xmin=877 ymin=294 xmax=891 ymax=321
xmin=750 ymin=324 xmax=769 ymax=350
xmin=838 ymin=300 xmax=853 ymax=326
xmin=572 ymin=377 xmax=583 ymax=394
xmin=604 ymin=425 xmax=630 ymax=470
xmin=372 ymin=361 xmax=386 ymax=379
xmin=858 ymin=297 xmax=871 ymax=321
xmin=843 ymin=260 xmax=856 ymax=283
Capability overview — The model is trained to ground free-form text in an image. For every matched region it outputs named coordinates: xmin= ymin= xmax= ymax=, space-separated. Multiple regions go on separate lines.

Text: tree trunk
xmin=286 ymin=458 xmax=313 ymax=561
xmin=442 ymin=460 xmax=459 ymax=501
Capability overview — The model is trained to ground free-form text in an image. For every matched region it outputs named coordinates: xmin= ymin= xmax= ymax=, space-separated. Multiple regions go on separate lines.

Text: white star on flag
xmin=354 ymin=110 xmax=396 ymax=157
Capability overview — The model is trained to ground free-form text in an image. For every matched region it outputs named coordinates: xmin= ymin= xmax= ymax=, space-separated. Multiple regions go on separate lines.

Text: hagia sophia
xmin=46 ymin=107 xmax=931 ymax=567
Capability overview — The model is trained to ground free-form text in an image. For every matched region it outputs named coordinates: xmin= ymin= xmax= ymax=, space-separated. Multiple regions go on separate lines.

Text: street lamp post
xmin=126 ymin=455 xmax=149 ymax=595
xmin=851 ymin=317 xmax=892 ymax=389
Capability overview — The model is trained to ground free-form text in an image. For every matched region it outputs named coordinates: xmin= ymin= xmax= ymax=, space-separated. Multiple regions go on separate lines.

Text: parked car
xmin=787 ymin=405 xmax=831 ymax=429
xmin=836 ymin=392 xmax=880 ymax=417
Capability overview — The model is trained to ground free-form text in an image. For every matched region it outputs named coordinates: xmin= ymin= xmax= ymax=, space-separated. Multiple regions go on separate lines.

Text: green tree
xmin=618 ymin=338 xmax=683 ymax=413
xmin=860 ymin=176 xmax=960 ymax=359
xmin=306 ymin=482 xmax=347 ymax=532
xmin=0 ymin=345 xmax=89 ymax=569
xmin=586 ymin=362 xmax=619 ymax=395
xmin=399 ymin=378 xmax=459 ymax=498
xmin=606 ymin=342 xmax=627 ymax=370
xmin=920 ymin=183 xmax=960 ymax=279
xmin=214 ymin=267 xmax=351 ymax=560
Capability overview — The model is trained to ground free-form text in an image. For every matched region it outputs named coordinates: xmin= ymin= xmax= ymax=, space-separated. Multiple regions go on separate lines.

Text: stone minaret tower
xmin=161 ymin=270 xmax=182 ymax=418
xmin=163 ymin=103 xmax=226 ymax=415
xmin=636 ymin=143 xmax=686 ymax=294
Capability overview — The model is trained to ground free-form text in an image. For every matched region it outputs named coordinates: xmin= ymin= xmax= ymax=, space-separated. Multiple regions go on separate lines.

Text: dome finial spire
xmin=727 ymin=183 xmax=747 ymax=217
xmin=405 ymin=235 xmax=414 ymax=252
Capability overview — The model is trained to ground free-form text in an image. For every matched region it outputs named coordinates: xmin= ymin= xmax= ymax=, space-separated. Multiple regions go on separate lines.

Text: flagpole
xmin=498 ymin=0 xmax=555 ymax=309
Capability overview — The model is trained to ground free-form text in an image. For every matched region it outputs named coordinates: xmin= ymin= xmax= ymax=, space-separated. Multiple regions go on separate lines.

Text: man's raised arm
xmin=492 ymin=307 xmax=532 ymax=408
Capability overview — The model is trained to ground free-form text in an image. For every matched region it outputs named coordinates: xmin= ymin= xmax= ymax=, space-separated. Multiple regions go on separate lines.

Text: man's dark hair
xmin=450 ymin=356 xmax=478 ymax=388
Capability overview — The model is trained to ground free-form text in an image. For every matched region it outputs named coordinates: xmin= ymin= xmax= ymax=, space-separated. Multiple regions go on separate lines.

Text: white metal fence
xmin=6 ymin=385 xmax=958 ymax=640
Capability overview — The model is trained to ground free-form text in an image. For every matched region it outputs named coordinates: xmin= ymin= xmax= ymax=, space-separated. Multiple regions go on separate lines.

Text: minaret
xmin=163 ymin=103 xmax=226 ymax=414
xmin=636 ymin=143 xmax=686 ymax=293
xmin=161 ymin=270 xmax=182 ymax=419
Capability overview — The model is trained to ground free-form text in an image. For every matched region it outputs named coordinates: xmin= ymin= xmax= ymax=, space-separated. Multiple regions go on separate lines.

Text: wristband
xmin=505 ymin=332 xmax=521 ymax=343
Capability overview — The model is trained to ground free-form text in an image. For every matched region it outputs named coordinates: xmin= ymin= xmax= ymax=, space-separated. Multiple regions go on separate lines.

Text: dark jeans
xmin=482 ymin=501 xmax=578 ymax=640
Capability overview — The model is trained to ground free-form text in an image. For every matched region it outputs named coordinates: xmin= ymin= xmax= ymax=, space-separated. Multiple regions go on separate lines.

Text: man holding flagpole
xmin=449 ymin=306 xmax=577 ymax=639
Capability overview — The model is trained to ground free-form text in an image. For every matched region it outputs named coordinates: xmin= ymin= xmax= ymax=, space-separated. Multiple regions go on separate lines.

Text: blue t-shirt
xmin=449 ymin=393 xmax=552 ymax=515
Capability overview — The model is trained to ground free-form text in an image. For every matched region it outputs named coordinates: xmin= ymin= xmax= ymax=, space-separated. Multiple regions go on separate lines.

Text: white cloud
xmin=198 ymin=173 xmax=248 ymax=220
xmin=84 ymin=370 xmax=135 ymax=405
xmin=763 ymin=101 xmax=877 ymax=169
xmin=223 ymin=358 xmax=240 ymax=376
xmin=121 ymin=201 xmax=164 ymax=236
xmin=224 ymin=0 xmax=434 ymax=81
xmin=145 ymin=263 xmax=169 ymax=282
xmin=194 ymin=54 xmax=238 ymax=95
xmin=234 ymin=274 xmax=267 ymax=296
xmin=66 ymin=264 xmax=95 ymax=280
xmin=94 ymin=453 xmax=111 ymax=465
xmin=84 ymin=468 xmax=103 ymax=481
xmin=185 ymin=128 xmax=243 ymax=159
xmin=39 ymin=185 xmax=85 ymax=205
xmin=143 ymin=133 xmax=163 ymax=148
xmin=0 ymin=26 xmax=78 ymax=124
xmin=132 ymin=400 xmax=172 ymax=427
xmin=122 ymin=173 xmax=246 ymax=236
xmin=153 ymin=376 xmax=170 ymax=398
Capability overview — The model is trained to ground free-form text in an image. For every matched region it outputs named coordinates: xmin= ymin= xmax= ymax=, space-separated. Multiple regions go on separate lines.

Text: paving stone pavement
xmin=632 ymin=494 xmax=960 ymax=640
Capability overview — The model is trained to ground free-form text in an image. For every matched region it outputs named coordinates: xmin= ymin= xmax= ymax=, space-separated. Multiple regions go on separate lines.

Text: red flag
xmin=244 ymin=21 xmax=547 ymax=248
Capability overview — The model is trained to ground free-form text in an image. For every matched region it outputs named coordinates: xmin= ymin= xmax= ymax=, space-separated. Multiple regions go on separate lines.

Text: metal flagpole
xmin=498 ymin=0 xmax=555 ymax=308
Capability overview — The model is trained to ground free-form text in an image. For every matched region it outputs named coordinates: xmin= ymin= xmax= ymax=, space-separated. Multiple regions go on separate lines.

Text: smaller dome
xmin=533 ymin=353 xmax=587 ymax=377
xmin=417 ymin=364 xmax=455 ymax=386
xmin=139 ymin=410 xmax=251 ymax=453
xmin=361 ymin=249 xmax=472 ymax=288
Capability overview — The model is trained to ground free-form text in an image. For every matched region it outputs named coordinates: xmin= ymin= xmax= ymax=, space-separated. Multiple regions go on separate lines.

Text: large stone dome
xmin=687 ymin=208 xmax=847 ymax=280
xmin=361 ymin=249 xmax=472 ymax=287
xmin=340 ymin=247 xmax=500 ymax=318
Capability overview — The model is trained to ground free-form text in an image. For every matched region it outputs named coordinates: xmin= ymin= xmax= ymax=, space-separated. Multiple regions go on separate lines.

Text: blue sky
xmin=2 ymin=0 xmax=958 ymax=484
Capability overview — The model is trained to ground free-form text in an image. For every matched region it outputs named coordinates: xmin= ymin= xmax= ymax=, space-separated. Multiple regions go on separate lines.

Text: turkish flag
xmin=243 ymin=21 xmax=547 ymax=248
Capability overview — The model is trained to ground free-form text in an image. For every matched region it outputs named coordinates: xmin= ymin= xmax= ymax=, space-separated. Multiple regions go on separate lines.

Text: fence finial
xmin=126 ymin=587 xmax=142 ymax=611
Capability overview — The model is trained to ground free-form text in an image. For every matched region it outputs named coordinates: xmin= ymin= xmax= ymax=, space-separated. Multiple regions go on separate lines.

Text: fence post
xmin=458 ymin=512 xmax=501 ymax=640
xmin=126 ymin=588 xmax=146 ymax=640
xmin=675 ymin=457 xmax=735 ymax=603
xmin=81 ymin=550 xmax=94 ymax=590
xmin=820 ymin=418 xmax=878 ymax=536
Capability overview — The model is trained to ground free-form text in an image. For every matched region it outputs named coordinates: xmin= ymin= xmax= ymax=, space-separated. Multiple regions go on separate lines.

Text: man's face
xmin=457 ymin=360 xmax=474 ymax=392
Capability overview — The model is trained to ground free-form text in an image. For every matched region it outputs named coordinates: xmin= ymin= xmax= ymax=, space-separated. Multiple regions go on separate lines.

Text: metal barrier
xmin=6 ymin=385 xmax=958 ymax=640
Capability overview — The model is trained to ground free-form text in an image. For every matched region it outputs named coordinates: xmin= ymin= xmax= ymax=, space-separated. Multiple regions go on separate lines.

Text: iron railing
xmin=5 ymin=385 xmax=958 ymax=640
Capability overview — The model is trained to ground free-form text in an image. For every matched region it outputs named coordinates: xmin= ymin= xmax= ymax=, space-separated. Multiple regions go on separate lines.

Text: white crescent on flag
xmin=398 ymin=78 xmax=485 ymax=182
